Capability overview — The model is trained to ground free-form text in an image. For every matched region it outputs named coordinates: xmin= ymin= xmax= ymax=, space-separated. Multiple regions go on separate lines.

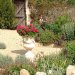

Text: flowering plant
xmin=16 ymin=24 xmax=39 ymax=37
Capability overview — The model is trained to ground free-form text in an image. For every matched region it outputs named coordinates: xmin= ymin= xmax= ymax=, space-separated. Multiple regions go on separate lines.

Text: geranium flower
xmin=16 ymin=24 xmax=39 ymax=37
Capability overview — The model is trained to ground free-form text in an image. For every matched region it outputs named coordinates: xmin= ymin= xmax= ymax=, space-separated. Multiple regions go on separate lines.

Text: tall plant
xmin=0 ymin=0 xmax=15 ymax=29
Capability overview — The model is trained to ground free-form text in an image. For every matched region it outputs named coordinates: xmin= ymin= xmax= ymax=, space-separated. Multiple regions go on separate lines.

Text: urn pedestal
xmin=23 ymin=37 xmax=35 ymax=51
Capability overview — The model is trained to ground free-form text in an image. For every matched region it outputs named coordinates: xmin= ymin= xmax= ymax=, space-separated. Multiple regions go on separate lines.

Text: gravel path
xmin=0 ymin=29 xmax=62 ymax=59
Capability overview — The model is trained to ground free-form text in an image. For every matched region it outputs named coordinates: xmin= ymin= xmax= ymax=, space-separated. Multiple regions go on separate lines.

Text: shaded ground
xmin=0 ymin=29 xmax=62 ymax=59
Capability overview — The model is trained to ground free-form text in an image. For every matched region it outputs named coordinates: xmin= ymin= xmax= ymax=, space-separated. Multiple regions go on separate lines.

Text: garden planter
xmin=22 ymin=37 xmax=35 ymax=51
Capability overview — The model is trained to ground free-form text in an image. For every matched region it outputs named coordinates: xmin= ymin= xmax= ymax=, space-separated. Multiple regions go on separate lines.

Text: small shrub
xmin=37 ymin=55 xmax=70 ymax=75
xmin=8 ymin=65 xmax=20 ymax=75
xmin=0 ymin=43 xmax=6 ymax=49
xmin=41 ymin=22 xmax=51 ymax=30
xmin=8 ymin=63 xmax=36 ymax=75
xmin=67 ymin=0 xmax=75 ymax=5
xmin=53 ymin=33 xmax=64 ymax=46
xmin=62 ymin=22 xmax=75 ymax=40
xmin=21 ymin=64 xmax=36 ymax=75
xmin=33 ymin=21 xmax=44 ymax=32
xmin=49 ymin=23 xmax=62 ymax=34
xmin=35 ymin=30 xmax=54 ymax=45
xmin=0 ymin=54 xmax=13 ymax=68
xmin=0 ymin=0 xmax=16 ymax=29
xmin=49 ymin=14 xmax=72 ymax=34
xmin=15 ymin=55 xmax=29 ymax=65
xmin=64 ymin=41 xmax=75 ymax=64
xmin=7 ymin=55 xmax=36 ymax=75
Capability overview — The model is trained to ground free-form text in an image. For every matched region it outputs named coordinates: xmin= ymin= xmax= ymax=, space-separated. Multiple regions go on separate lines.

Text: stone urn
xmin=22 ymin=37 xmax=35 ymax=51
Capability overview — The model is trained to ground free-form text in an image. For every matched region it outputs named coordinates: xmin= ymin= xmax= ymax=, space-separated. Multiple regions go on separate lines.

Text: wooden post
xmin=24 ymin=0 xmax=26 ymax=25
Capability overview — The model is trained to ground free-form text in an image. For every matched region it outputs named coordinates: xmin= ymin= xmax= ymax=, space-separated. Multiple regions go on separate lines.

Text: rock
xmin=0 ymin=42 xmax=6 ymax=49
xmin=48 ymin=70 xmax=52 ymax=75
xmin=0 ymin=68 xmax=5 ymax=73
xmin=66 ymin=65 xmax=75 ymax=75
xmin=25 ymin=51 xmax=35 ymax=62
xmin=36 ymin=51 xmax=44 ymax=60
xmin=35 ymin=72 xmax=46 ymax=75
xmin=20 ymin=69 xmax=30 ymax=75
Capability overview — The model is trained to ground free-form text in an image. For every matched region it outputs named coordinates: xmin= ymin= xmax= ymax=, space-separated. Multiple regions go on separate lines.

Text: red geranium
xmin=16 ymin=24 xmax=39 ymax=37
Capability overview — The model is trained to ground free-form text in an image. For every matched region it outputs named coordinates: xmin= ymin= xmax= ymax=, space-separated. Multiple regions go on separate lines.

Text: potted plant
xmin=16 ymin=24 xmax=39 ymax=51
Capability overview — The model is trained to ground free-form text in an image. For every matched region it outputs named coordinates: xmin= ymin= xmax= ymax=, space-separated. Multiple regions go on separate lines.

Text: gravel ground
xmin=0 ymin=29 xmax=62 ymax=59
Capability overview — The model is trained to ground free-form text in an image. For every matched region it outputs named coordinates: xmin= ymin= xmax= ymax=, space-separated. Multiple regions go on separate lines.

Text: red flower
xmin=22 ymin=30 xmax=25 ymax=33
xmin=16 ymin=24 xmax=39 ymax=36
xmin=25 ymin=26 xmax=30 ymax=32
xmin=17 ymin=25 xmax=25 ymax=31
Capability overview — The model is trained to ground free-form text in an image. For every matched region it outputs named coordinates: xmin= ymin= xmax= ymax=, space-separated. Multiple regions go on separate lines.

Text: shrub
xmin=41 ymin=22 xmax=51 ymax=30
xmin=15 ymin=55 xmax=29 ymax=65
xmin=0 ymin=54 xmax=13 ymax=68
xmin=53 ymin=33 xmax=65 ymax=46
xmin=37 ymin=55 xmax=70 ymax=75
xmin=49 ymin=14 xmax=71 ymax=34
xmin=67 ymin=0 xmax=75 ymax=5
xmin=62 ymin=22 xmax=75 ymax=40
xmin=0 ymin=0 xmax=16 ymax=29
xmin=35 ymin=30 xmax=54 ymax=45
xmin=0 ymin=43 xmax=6 ymax=49
xmin=21 ymin=64 xmax=36 ymax=75
xmin=8 ymin=64 xmax=36 ymax=75
xmin=7 ymin=55 xmax=36 ymax=75
xmin=33 ymin=21 xmax=44 ymax=32
xmin=63 ymin=41 xmax=75 ymax=64
xmin=8 ymin=65 xmax=20 ymax=75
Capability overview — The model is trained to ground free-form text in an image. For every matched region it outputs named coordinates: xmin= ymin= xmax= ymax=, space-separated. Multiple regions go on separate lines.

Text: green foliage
xmin=67 ymin=0 xmax=75 ymax=5
xmin=8 ymin=65 xmax=21 ymax=75
xmin=0 ymin=43 xmax=6 ymax=49
xmin=37 ymin=55 xmax=70 ymax=75
xmin=62 ymin=22 xmax=75 ymax=40
xmin=8 ymin=55 xmax=36 ymax=75
xmin=33 ymin=21 xmax=43 ymax=32
xmin=64 ymin=41 xmax=75 ymax=64
xmin=41 ymin=22 xmax=51 ymax=30
xmin=21 ymin=64 xmax=36 ymax=75
xmin=49 ymin=23 xmax=62 ymax=34
xmin=55 ymin=14 xmax=71 ymax=25
xmin=15 ymin=55 xmax=29 ymax=65
xmin=8 ymin=63 xmax=36 ymax=75
xmin=49 ymin=14 xmax=71 ymax=34
xmin=0 ymin=0 xmax=16 ymax=29
xmin=0 ymin=54 xmax=13 ymax=68
xmin=35 ymin=30 xmax=54 ymax=45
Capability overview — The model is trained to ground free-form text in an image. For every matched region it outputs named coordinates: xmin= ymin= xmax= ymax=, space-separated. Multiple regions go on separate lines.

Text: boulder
xmin=25 ymin=51 xmax=35 ymax=62
xmin=20 ymin=69 xmax=30 ymax=75
xmin=48 ymin=70 xmax=52 ymax=75
xmin=35 ymin=72 xmax=46 ymax=75
xmin=66 ymin=65 xmax=75 ymax=75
